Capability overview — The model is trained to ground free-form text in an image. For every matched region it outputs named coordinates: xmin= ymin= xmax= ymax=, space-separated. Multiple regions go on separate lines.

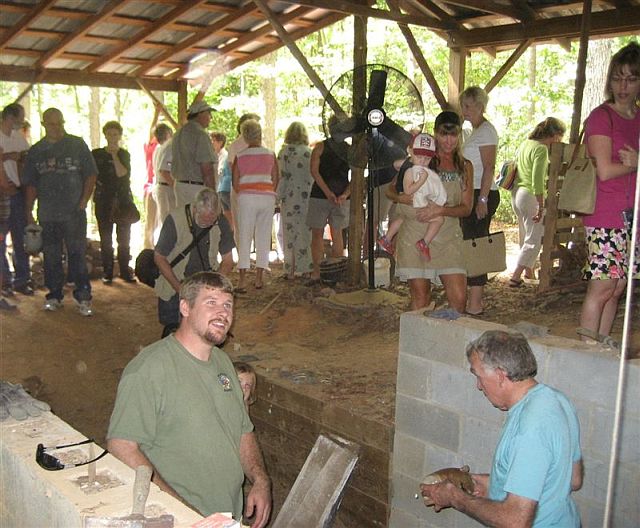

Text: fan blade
xmin=367 ymin=70 xmax=387 ymax=111
xmin=377 ymin=116 xmax=412 ymax=150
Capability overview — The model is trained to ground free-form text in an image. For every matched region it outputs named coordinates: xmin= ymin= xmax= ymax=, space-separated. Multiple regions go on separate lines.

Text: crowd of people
xmin=0 ymin=41 xmax=637 ymax=525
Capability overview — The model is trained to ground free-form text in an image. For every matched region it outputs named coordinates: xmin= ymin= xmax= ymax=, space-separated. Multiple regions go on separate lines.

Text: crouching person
xmin=154 ymin=187 xmax=234 ymax=337
xmin=108 ymin=271 xmax=271 ymax=527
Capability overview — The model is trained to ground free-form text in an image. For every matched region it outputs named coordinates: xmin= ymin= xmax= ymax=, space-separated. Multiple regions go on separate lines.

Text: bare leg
xmin=579 ymin=279 xmax=626 ymax=338
xmin=422 ymin=216 xmax=444 ymax=245
xmin=255 ymin=267 xmax=264 ymax=288
xmin=384 ymin=218 xmax=403 ymax=241
xmin=310 ymin=228 xmax=324 ymax=279
xmin=329 ymin=225 xmax=344 ymax=258
xmin=408 ymin=278 xmax=431 ymax=311
xmin=467 ymin=285 xmax=484 ymax=314
xmin=238 ymin=268 xmax=247 ymax=290
xmin=440 ymin=273 xmax=467 ymax=313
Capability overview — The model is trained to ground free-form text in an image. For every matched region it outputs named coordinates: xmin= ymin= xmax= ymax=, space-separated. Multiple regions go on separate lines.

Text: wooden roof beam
xmin=137 ymin=3 xmax=259 ymax=76
xmin=89 ymin=0 xmax=211 ymax=73
xmin=37 ymin=0 xmax=133 ymax=68
xmin=401 ymin=0 xmax=463 ymax=30
xmin=451 ymin=6 xmax=640 ymax=48
xmin=251 ymin=0 xmax=345 ymax=117
xmin=0 ymin=64 xmax=180 ymax=92
xmin=484 ymin=38 xmax=532 ymax=93
xmin=172 ymin=7 xmax=318 ymax=75
xmin=387 ymin=0 xmax=447 ymax=108
xmin=135 ymin=79 xmax=178 ymax=128
xmin=438 ymin=0 xmax=522 ymax=19
xmin=0 ymin=0 xmax=57 ymax=51
xmin=278 ymin=0 xmax=452 ymax=30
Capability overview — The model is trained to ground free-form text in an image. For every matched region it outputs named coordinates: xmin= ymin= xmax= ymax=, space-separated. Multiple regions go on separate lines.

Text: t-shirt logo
xmin=218 ymin=373 xmax=232 ymax=391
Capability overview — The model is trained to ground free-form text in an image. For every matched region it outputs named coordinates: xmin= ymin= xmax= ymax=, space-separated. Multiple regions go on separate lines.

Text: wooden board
xmin=272 ymin=434 xmax=360 ymax=528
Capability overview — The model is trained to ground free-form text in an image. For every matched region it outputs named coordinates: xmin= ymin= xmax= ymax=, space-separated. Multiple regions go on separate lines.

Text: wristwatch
xmin=478 ymin=195 xmax=488 ymax=204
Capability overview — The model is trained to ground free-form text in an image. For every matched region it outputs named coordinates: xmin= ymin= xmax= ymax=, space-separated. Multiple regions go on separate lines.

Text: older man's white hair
xmin=192 ymin=187 xmax=221 ymax=217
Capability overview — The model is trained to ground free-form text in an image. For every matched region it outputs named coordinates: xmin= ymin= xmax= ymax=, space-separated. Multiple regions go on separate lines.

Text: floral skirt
xmin=582 ymin=226 xmax=640 ymax=280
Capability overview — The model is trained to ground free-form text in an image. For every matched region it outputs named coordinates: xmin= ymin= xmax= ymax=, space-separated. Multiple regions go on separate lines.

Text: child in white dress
xmin=378 ymin=133 xmax=446 ymax=261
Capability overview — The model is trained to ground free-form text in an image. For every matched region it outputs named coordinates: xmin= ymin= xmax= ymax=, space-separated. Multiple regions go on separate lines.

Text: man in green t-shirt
xmin=107 ymin=271 xmax=271 ymax=526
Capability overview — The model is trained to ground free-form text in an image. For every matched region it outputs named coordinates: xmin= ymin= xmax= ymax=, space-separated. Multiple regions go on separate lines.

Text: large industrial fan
xmin=321 ymin=64 xmax=425 ymax=289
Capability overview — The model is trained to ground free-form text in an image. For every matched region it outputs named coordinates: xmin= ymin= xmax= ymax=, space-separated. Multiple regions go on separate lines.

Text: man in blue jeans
xmin=23 ymin=108 xmax=97 ymax=316
xmin=0 ymin=103 xmax=32 ymax=297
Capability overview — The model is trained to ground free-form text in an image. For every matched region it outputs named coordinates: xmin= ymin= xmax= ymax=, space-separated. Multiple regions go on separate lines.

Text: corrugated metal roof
xmin=0 ymin=0 xmax=638 ymax=91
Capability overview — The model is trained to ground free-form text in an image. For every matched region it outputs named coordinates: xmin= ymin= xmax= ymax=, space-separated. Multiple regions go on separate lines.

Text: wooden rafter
xmin=484 ymin=39 xmax=533 ymax=93
xmin=440 ymin=0 xmax=523 ymax=19
xmin=136 ymin=3 xmax=260 ymax=76
xmin=89 ymin=0 xmax=211 ymax=73
xmin=0 ymin=0 xmax=57 ymax=51
xmin=401 ymin=0 xmax=462 ymax=30
xmin=37 ymin=0 xmax=131 ymax=69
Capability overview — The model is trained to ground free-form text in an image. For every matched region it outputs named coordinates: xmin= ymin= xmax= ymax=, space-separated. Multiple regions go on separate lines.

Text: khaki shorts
xmin=306 ymin=197 xmax=350 ymax=230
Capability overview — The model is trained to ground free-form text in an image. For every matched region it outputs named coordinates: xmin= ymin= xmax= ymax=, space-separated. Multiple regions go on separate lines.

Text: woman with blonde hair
xmin=579 ymin=41 xmax=640 ymax=342
xmin=232 ymin=119 xmax=279 ymax=292
xmin=459 ymin=86 xmax=500 ymax=315
xmin=277 ymin=121 xmax=313 ymax=279
xmin=508 ymin=117 xmax=566 ymax=287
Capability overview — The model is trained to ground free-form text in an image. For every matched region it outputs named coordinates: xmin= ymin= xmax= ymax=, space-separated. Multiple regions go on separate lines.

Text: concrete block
xmin=396 ymin=395 xmax=460 ymax=451
xmin=390 ymin=472 xmax=431 ymax=520
xmin=589 ymin=407 xmax=640 ymax=464
xmin=422 ymin=446 xmax=467 ymax=479
xmin=397 ymin=353 xmax=431 ymax=401
xmin=459 ymin=416 xmax=502 ymax=470
xmin=388 ymin=508 xmax=422 ymax=528
xmin=392 ymin=432 xmax=427 ymax=480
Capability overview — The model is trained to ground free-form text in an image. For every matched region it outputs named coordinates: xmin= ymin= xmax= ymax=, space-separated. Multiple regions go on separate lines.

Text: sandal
xmin=415 ymin=239 xmax=431 ymax=261
xmin=508 ymin=278 xmax=523 ymax=288
xmin=377 ymin=236 xmax=395 ymax=255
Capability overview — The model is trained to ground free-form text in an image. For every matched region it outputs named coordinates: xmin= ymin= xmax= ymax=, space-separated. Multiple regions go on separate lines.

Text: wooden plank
xmin=555 ymin=216 xmax=585 ymax=229
xmin=272 ymin=434 xmax=360 ymax=528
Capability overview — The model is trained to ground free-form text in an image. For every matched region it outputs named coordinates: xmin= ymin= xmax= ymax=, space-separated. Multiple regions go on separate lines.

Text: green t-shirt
xmin=107 ymin=335 xmax=253 ymax=520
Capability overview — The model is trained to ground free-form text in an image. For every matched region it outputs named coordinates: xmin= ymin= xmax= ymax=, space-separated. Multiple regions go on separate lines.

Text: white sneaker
xmin=75 ymin=299 xmax=93 ymax=317
xmin=43 ymin=298 xmax=62 ymax=311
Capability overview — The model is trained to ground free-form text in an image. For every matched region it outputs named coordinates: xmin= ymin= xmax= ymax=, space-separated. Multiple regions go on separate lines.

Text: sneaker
xmin=0 ymin=298 xmax=17 ymax=311
xmin=101 ymin=277 xmax=113 ymax=285
xmin=416 ymin=239 xmax=431 ymax=261
xmin=75 ymin=299 xmax=94 ymax=317
xmin=44 ymin=298 xmax=62 ymax=311
xmin=377 ymin=235 xmax=395 ymax=255
xmin=120 ymin=274 xmax=137 ymax=284
xmin=1 ymin=285 xmax=14 ymax=297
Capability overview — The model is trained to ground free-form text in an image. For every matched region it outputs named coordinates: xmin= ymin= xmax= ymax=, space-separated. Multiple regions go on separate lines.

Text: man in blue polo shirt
xmin=421 ymin=330 xmax=583 ymax=527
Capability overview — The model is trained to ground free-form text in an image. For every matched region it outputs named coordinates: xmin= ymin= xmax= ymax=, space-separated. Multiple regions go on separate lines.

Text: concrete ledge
xmin=391 ymin=313 xmax=640 ymax=528
xmin=0 ymin=412 xmax=203 ymax=528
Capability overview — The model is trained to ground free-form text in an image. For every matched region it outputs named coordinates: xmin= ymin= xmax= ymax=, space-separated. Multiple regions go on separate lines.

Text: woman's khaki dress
xmin=395 ymin=168 xmax=466 ymax=281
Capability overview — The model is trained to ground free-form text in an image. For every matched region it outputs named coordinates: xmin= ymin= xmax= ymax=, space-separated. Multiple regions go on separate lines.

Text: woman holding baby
xmin=388 ymin=110 xmax=473 ymax=312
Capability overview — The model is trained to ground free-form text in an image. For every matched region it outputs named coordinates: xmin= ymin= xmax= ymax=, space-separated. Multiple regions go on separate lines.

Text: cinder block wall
xmin=390 ymin=313 xmax=639 ymax=528
xmin=0 ymin=412 xmax=202 ymax=528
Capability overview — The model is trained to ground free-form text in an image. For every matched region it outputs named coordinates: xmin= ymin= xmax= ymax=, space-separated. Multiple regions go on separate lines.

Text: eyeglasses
xmin=611 ymin=76 xmax=639 ymax=85
xmin=36 ymin=439 xmax=108 ymax=471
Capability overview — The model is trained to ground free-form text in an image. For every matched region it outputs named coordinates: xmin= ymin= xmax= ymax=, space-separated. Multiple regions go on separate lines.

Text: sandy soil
xmin=1 ymin=226 xmax=637 ymax=449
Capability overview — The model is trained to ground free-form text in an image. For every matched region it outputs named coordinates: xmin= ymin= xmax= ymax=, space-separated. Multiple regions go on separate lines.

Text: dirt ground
xmin=1 ymin=224 xmax=638 ymax=452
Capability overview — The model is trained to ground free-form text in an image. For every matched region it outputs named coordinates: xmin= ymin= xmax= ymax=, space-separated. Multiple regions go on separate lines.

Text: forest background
xmin=0 ymin=18 xmax=635 ymax=228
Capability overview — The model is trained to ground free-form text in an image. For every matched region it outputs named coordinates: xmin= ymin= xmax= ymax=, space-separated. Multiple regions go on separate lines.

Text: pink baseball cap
xmin=412 ymin=133 xmax=436 ymax=157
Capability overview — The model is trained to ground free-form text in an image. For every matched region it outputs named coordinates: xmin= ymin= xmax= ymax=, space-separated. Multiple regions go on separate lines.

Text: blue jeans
xmin=41 ymin=210 xmax=92 ymax=302
xmin=0 ymin=189 xmax=30 ymax=287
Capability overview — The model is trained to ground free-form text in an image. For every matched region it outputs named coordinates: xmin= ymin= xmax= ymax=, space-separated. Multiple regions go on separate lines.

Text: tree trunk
xmin=581 ymin=39 xmax=613 ymax=123
xmin=528 ymin=45 xmax=537 ymax=121
xmin=262 ymin=52 xmax=277 ymax=151
xmin=89 ymin=87 xmax=101 ymax=149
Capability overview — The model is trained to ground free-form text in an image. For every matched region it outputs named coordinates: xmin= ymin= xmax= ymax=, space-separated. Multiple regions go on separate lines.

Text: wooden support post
xmin=570 ymin=0 xmax=592 ymax=144
xmin=348 ymin=15 xmax=367 ymax=286
xmin=148 ymin=105 xmax=160 ymax=141
xmin=448 ymin=47 xmax=466 ymax=106
xmin=136 ymin=80 xmax=178 ymax=129
xmin=251 ymin=0 xmax=345 ymax=118
xmin=14 ymin=82 xmax=36 ymax=104
xmin=386 ymin=0 xmax=447 ymax=109
xmin=177 ymin=80 xmax=188 ymax=125
xmin=484 ymin=39 xmax=533 ymax=94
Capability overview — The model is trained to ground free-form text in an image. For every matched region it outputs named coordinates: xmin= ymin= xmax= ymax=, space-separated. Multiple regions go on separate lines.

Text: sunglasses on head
xmin=36 ymin=439 xmax=108 ymax=471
